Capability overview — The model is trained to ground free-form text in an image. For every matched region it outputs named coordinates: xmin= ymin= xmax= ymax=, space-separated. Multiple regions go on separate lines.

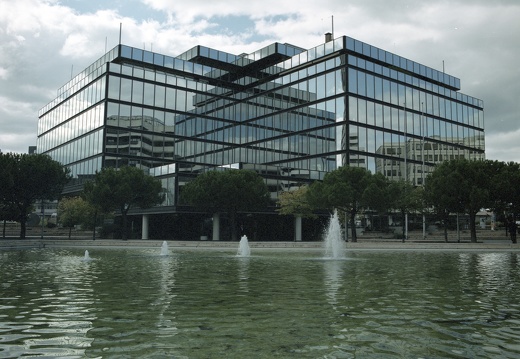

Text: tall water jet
xmin=160 ymin=241 xmax=169 ymax=256
xmin=323 ymin=210 xmax=346 ymax=259
xmin=237 ymin=235 xmax=251 ymax=257
xmin=83 ymin=250 xmax=91 ymax=261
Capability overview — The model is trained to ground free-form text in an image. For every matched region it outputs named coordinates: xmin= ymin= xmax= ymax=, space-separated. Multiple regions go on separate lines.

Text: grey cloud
xmin=0 ymin=0 xmax=518 ymax=163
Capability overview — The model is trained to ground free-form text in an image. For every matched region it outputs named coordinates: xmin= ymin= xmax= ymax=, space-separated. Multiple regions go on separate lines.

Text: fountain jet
xmin=160 ymin=241 xmax=169 ymax=256
xmin=324 ymin=210 xmax=346 ymax=259
xmin=237 ymin=235 xmax=251 ymax=257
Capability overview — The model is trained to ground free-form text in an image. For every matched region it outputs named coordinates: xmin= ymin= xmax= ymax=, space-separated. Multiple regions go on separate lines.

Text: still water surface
xmin=1 ymin=247 xmax=519 ymax=358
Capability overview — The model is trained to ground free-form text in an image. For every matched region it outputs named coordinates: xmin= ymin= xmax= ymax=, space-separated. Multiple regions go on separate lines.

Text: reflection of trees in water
xmin=155 ymin=255 xmax=179 ymax=338
xmin=323 ymin=260 xmax=345 ymax=309
xmin=237 ymin=257 xmax=250 ymax=294
xmin=458 ymin=252 xmax=519 ymax=297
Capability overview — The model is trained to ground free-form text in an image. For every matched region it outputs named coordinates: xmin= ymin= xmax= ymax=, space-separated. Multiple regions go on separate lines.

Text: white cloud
xmin=0 ymin=95 xmax=34 ymax=117
xmin=0 ymin=133 xmax=37 ymax=154
xmin=141 ymin=0 xmax=299 ymax=21
xmin=485 ymin=130 xmax=520 ymax=163
xmin=0 ymin=0 xmax=519 ymax=162
xmin=0 ymin=67 xmax=8 ymax=79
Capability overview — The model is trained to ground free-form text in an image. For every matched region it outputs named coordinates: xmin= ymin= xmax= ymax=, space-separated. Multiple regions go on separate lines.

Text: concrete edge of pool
xmin=1 ymin=238 xmax=519 ymax=251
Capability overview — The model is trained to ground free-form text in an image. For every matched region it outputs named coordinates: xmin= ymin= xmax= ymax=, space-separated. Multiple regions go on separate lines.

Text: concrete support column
xmin=142 ymin=214 xmax=149 ymax=240
xmin=295 ymin=215 xmax=302 ymax=241
xmin=212 ymin=213 xmax=220 ymax=241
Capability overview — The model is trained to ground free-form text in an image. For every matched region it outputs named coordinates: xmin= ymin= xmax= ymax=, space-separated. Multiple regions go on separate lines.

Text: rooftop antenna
xmin=119 ymin=23 xmax=122 ymax=45
xmin=332 ymin=15 xmax=334 ymax=38
xmin=442 ymin=60 xmax=445 ymax=73
xmin=70 ymin=64 xmax=73 ymax=80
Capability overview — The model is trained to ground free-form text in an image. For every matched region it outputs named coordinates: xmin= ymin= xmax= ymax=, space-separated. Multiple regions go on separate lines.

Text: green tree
xmin=489 ymin=161 xmax=520 ymax=222
xmin=362 ymin=173 xmax=391 ymax=231
xmin=482 ymin=160 xmax=520 ymax=242
xmin=0 ymin=153 xmax=14 ymax=202
xmin=424 ymin=165 xmax=464 ymax=241
xmin=0 ymin=153 xmax=70 ymax=239
xmin=425 ymin=159 xmax=493 ymax=242
xmin=307 ymin=166 xmax=373 ymax=242
xmin=181 ymin=169 xmax=271 ymax=241
xmin=82 ymin=166 xmax=164 ymax=240
xmin=277 ymin=185 xmax=316 ymax=218
xmin=57 ymin=196 xmax=94 ymax=239
xmin=0 ymin=153 xmax=16 ymax=237
xmin=388 ymin=180 xmax=424 ymax=239
xmin=0 ymin=203 xmax=18 ymax=238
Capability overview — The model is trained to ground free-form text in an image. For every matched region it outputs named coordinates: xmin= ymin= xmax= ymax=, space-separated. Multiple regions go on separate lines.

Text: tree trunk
xmin=17 ymin=205 xmax=27 ymax=239
xmin=230 ymin=211 xmax=238 ymax=241
xmin=20 ymin=220 xmax=26 ymax=239
xmin=121 ymin=210 xmax=128 ymax=240
xmin=469 ymin=211 xmax=477 ymax=242
xmin=401 ymin=210 xmax=406 ymax=240
xmin=443 ymin=212 xmax=449 ymax=242
xmin=350 ymin=211 xmax=357 ymax=242
xmin=2 ymin=220 xmax=5 ymax=238
xmin=92 ymin=210 xmax=97 ymax=240
xmin=68 ymin=227 xmax=72 ymax=240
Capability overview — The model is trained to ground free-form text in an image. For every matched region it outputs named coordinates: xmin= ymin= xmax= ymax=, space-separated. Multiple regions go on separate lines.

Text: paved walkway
xmin=1 ymin=237 xmax=519 ymax=251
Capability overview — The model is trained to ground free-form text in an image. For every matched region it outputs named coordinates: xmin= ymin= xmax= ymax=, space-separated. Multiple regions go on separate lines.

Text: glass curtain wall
xmin=343 ymin=37 xmax=484 ymax=185
xmin=38 ymin=36 xmax=484 ymax=204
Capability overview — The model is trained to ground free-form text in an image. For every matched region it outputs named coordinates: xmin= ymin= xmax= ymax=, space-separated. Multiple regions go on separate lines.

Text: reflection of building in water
xmin=376 ymin=134 xmax=485 ymax=185
xmin=37 ymin=33 xmax=484 ymax=239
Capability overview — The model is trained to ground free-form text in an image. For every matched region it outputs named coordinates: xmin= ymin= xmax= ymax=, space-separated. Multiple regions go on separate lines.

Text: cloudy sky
xmin=1 ymin=0 xmax=519 ymax=162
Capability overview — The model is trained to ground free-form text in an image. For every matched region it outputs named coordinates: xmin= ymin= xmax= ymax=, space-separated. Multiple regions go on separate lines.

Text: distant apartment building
xmin=37 ymin=34 xmax=484 ymax=239
xmin=376 ymin=134 xmax=485 ymax=185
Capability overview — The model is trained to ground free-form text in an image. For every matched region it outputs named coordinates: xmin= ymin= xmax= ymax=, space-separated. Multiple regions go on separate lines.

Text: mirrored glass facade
xmin=38 ymin=35 xmax=484 ymax=211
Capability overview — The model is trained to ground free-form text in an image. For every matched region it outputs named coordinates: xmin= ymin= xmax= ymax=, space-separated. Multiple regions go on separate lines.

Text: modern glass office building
xmin=37 ymin=34 xmax=484 ymax=240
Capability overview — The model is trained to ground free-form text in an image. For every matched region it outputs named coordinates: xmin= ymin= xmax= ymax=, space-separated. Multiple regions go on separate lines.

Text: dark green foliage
xmin=425 ymin=159 xmax=495 ymax=242
xmin=307 ymin=166 xmax=387 ymax=242
xmin=364 ymin=173 xmax=392 ymax=214
xmin=0 ymin=152 xmax=70 ymax=238
xmin=181 ymin=169 xmax=271 ymax=241
xmin=276 ymin=185 xmax=316 ymax=218
xmin=289 ymin=159 xmax=520 ymax=243
xmin=57 ymin=196 xmax=95 ymax=239
xmin=82 ymin=166 xmax=164 ymax=240
xmin=387 ymin=180 xmax=425 ymax=239
xmin=488 ymin=161 xmax=520 ymax=218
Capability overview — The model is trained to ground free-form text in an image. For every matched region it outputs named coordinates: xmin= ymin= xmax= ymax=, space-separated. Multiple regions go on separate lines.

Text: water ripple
xmin=1 ymin=249 xmax=520 ymax=357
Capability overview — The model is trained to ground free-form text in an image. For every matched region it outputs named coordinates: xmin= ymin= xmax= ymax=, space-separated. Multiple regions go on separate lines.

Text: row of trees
xmin=278 ymin=159 xmax=520 ymax=242
xmin=2 ymin=150 xmax=518 ymax=243
xmin=181 ymin=169 xmax=271 ymax=241
xmin=278 ymin=166 xmax=419 ymax=242
xmin=0 ymin=153 xmax=164 ymax=240
xmin=82 ymin=166 xmax=164 ymax=240
xmin=0 ymin=153 xmax=70 ymax=238
xmin=56 ymin=166 xmax=164 ymax=240
xmin=425 ymin=159 xmax=520 ymax=242
xmin=179 ymin=159 xmax=520 ymax=243
xmin=57 ymin=168 xmax=269 ymax=241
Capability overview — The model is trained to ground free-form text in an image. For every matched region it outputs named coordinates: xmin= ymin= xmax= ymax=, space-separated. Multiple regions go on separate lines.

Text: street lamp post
xmin=344 ymin=211 xmax=348 ymax=242
xmin=403 ymin=103 xmax=408 ymax=242
xmin=40 ymin=199 xmax=44 ymax=239
xmin=421 ymin=102 xmax=426 ymax=240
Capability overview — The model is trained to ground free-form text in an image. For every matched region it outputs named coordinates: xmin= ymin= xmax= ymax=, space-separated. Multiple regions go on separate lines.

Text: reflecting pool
xmin=1 ymin=247 xmax=520 ymax=358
